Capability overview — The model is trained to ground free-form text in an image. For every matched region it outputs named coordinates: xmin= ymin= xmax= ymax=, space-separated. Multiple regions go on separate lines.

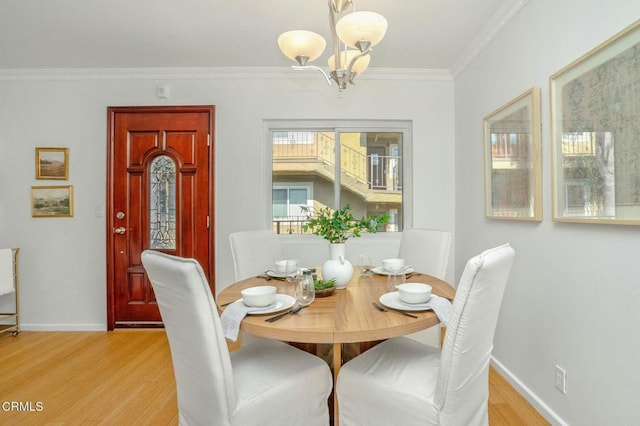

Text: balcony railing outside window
xmin=272 ymin=216 xmax=310 ymax=235
xmin=272 ymin=129 xmax=404 ymax=235
xmin=274 ymin=135 xmax=402 ymax=192
xmin=273 ymin=132 xmax=335 ymax=164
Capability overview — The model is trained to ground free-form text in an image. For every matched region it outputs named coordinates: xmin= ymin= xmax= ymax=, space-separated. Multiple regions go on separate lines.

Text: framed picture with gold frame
xmin=31 ymin=186 xmax=74 ymax=218
xmin=550 ymin=20 xmax=640 ymax=225
xmin=35 ymin=147 xmax=69 ymax=180
xmin=483 ymin=87 xmax=542 ymax=221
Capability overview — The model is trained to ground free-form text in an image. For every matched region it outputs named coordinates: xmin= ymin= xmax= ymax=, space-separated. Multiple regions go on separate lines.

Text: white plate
xmin=265 ymin=270 xmax=287 ymax=279
xmin=379 ymin=292 xmax=432 ymax=312
xmin=245 ymin=294 xmax=296 ymax=315
xmin=371 ymin=266 xmax=415 ymax=276
xmin=266 ymin=268 xmax=314 ymax=279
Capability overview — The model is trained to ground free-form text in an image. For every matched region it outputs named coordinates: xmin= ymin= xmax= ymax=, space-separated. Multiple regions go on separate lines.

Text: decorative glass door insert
xmin=149 ymin=155 xmax=177 ymax=249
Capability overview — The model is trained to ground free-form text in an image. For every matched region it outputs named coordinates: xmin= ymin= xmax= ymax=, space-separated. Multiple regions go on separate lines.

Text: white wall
xmin=455 ymin=1 xmax=640 ymax=424
xmin=0 ymin=68 xmax=455 ymax=330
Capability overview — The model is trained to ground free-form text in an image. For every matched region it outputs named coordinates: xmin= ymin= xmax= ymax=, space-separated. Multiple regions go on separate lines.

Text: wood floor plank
xmin=0 ymin=331 xmax=547 ymax=425
xmin=489 ymin=366 xmax=549 ymax=425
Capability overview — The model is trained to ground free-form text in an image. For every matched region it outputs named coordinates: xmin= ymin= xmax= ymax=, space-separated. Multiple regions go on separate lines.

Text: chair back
xmin=141 ymin=250 xmax=236 ymax=426
xmin=229 ymin=230 xmax=282 ymax=281
xmin=434 ymin=244 xmax=515 ymax=425
xmin=397 ymin=228 xmax=452 ymax=280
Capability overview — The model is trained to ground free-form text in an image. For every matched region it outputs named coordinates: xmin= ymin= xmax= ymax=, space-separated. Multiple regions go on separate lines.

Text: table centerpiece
xmin=301 ymin=204 xmax=389 ymax=288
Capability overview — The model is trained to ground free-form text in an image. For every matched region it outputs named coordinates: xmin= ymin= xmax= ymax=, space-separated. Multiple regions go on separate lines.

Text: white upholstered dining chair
xmin=229 ymin=230 xmax=282 ymax=281
xmin=398 ymin=228 xmax=452 ymax=281
xmin=337 ymin=243 xmax=515 ymax=426
xmin=398 ymin=228 xmax=452 ymax=346
xmin=141 ymin=250 xmax=332 ymax=426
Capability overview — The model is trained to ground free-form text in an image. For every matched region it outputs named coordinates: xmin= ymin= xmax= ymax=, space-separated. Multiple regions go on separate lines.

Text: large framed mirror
xmin=550 ymin=20 xmax=640 ymax=225
xmin=483 ymin=87 xmax=542 ymax=221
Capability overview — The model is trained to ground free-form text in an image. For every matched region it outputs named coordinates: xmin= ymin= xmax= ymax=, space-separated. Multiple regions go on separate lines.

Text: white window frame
xmin=264 ymin=119 xmax=413 ymax=233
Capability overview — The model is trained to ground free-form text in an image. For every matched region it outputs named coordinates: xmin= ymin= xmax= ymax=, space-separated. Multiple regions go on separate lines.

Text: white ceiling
xmin=0 ymin=0 xmax=507 ymax=70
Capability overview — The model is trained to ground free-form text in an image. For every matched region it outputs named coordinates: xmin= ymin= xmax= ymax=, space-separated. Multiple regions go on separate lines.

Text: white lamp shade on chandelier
xmin=277 ymin=30 xmax=327 ymax=64
xmin=276 ymin=0 xmax=388 ymax=94
xmin=335 ymin=11 xmax=387 ymax=50
xmin=328 ymin=50 xmax=370 ymax=74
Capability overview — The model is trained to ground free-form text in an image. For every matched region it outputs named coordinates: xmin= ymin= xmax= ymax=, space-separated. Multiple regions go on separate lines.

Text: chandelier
xmin=277 ymin=0 xmax=388 ymax=95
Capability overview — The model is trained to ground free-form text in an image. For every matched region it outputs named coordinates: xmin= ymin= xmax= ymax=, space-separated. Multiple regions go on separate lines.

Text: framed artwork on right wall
xmin=483 ymin=87 xmax=542 ymax=221
xmin=550 ymin=19 xmax=640 ymax=225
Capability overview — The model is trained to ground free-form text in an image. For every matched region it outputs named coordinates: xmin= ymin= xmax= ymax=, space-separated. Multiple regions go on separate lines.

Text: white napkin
xmin=401 ymin=295 xmax=453 ymax=326
xmin=220 ymin=300 xmax=277 ymax=342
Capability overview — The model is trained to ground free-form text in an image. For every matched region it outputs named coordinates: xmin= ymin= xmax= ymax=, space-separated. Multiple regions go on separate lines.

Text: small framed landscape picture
xmin=31 ymin=186 xmax=74 ymax=218
xmin=36 ymin=147 xmax=69 ymax=180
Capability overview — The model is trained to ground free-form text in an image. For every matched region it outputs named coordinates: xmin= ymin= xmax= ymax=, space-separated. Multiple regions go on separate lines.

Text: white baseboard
xmin=18 ymin=323 xmax=106 ymax=332
xmin=490 ymin=356 xmax=567 ymax=426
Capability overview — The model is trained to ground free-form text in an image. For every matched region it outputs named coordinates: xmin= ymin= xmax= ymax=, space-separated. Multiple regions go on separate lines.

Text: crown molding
xmin=0 ymin=67 xmax=250 ymax=81
xmin=0 ymin=1 xmax=524 ymax=83
xmin=359 ymin=68 xmax=452 ymax=81
xmin=0 ymin=66 xmax=451 ymax=82
xmin=450 ymin=0 xmax=530 ymax=78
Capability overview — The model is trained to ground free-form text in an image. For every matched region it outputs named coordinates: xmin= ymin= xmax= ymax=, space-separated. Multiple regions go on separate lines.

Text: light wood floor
xmin=0 ymin=331 xmax=548 ymax=425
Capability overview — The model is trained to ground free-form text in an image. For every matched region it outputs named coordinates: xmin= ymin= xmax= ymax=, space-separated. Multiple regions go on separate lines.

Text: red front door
xmin=107 ymin=106 xmax=215 ymax=328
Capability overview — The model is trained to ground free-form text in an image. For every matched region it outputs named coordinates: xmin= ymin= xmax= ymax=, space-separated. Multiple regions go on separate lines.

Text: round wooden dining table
xmin=217 ymin=268 xmax=455 ymax=426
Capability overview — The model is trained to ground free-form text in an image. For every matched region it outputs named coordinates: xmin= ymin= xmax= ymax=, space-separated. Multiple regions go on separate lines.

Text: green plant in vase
xmin=300 ymin=204 xmax=389 ymax=243
xmin=301 ymin=204 xmax=389 ymax=288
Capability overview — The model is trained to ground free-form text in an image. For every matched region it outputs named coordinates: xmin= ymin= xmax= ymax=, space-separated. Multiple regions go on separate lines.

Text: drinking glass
xmin=285 ymin=259 xmax=300 ymax=295
xmin=386 ymin=267 xmax=406 ymax=292
xmin=357 ymin=254 xmax=373 ymax=277
xmin=285 ymin=259 xmax=300 ymax=281
xmin=295 ymin=272 xmax=315 ymax=307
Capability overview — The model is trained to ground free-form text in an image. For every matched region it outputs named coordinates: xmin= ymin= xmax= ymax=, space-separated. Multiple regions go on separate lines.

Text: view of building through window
xmin=272 ymin=129 xmax=403 ymax=235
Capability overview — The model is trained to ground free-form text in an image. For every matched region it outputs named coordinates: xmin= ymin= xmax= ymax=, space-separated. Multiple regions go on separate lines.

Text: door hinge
xmin=206 ymin=215 xmax=210 ymax=229
xmin=207 ymin=134 xmax=210 ymax=147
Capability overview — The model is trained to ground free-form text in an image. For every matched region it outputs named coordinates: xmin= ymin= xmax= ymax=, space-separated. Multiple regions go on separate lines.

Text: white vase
xmin=322 ymin=243 xmax=353 ymax=289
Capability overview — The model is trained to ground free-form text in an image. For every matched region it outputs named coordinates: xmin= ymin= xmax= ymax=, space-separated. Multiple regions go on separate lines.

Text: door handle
xmin=113 ymin=227 xmax=127 ymax=235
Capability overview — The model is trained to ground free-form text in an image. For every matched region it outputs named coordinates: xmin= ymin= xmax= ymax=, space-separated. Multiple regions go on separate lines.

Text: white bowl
xmin=382 ymin=258 xmax=405 ymax=271
xmin=241 ymin=286 xmax=277 ymax=307
xmin=275 ymin=260 xmax=288 ymax=273
xmin=395 ymin=283 xmax=432 ymax=304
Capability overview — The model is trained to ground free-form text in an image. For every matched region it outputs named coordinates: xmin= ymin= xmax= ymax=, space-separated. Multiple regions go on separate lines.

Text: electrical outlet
xmin=555 ymin=365 xmax=567 ymax=394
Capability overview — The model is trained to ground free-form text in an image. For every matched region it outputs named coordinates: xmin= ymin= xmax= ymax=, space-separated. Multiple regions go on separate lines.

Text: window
xmin=268 ymin=120 xmax=412 ymax=235
xmin=149 ymin=155 xmax=176 ymax=249
xmin=272 ymin=185 xmax=311 ymax=234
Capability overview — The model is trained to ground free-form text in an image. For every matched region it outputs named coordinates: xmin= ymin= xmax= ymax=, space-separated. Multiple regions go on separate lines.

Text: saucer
xmin=372 ymin=266 xmax=415 ymax=276
xmin=265 ymin=270 xmax=287 ymax=279
xmin=379 ymin=291 xmax=432 ymax=312
xmin=244 ymin=294 xmax=296 ymax=314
